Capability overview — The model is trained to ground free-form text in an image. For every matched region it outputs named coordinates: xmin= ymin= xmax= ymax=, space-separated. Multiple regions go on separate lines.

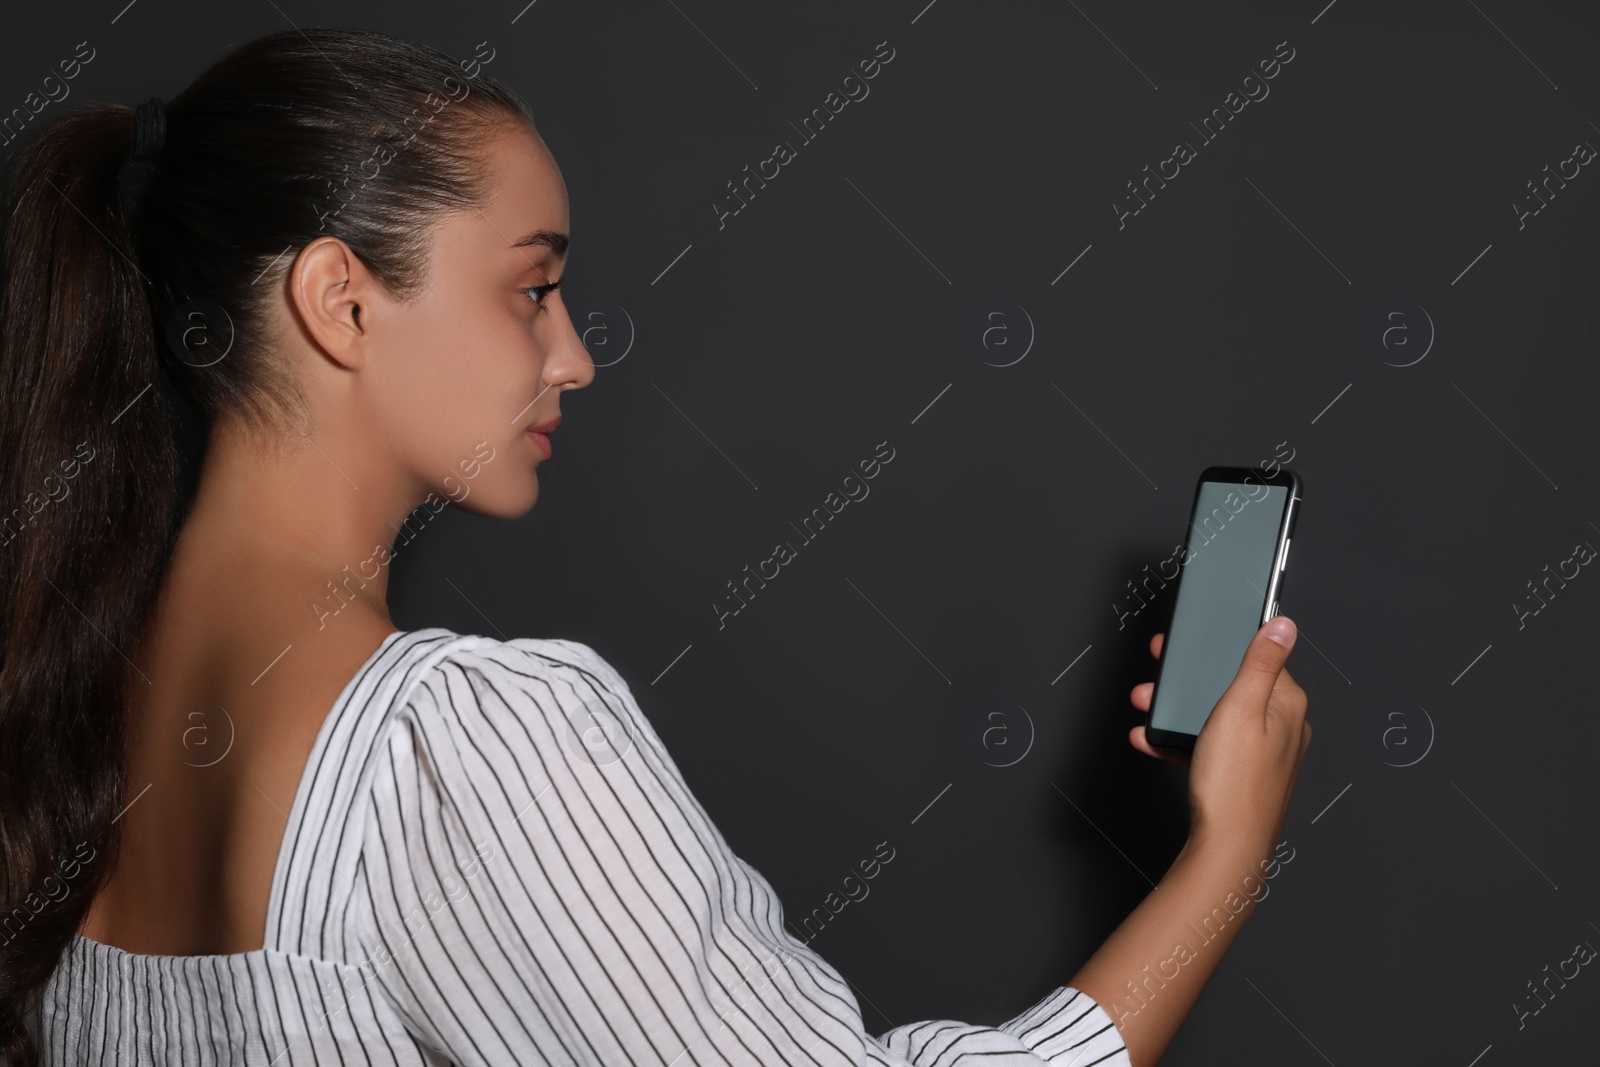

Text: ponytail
xmin=0 ymin=101 xmax=183 ymax=1061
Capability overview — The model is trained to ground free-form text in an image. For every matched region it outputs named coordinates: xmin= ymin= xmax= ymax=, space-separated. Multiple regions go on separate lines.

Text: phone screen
xmin=1149 ymin=478 xmax=1293 ymax=739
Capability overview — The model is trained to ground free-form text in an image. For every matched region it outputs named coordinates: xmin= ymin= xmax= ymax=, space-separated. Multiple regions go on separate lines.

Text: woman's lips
xmin=526 ymin=414 xmax=560 ymax=460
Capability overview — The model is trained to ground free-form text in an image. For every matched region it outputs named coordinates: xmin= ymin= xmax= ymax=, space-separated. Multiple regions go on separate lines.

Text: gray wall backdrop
xmin=7 ymin=1 xmax=1599 ymax=1063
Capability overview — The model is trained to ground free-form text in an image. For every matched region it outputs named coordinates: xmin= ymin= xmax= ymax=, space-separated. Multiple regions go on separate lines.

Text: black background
xmin=7 ymin=1 xmax=1599 ymax=1063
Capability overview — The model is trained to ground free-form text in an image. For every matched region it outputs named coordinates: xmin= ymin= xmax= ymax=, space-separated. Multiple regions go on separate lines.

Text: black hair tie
xmin=132 ymin=97 xmax=166 ymax=162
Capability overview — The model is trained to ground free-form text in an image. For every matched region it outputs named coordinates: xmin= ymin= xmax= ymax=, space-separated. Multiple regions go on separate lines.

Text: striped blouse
xmin=35 ymin=628 xmax=1133 ymax=1066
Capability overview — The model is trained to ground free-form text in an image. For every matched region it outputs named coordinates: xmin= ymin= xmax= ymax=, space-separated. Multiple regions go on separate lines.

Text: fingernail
xmin=1266 ymin=616 xmax=1296 ymax=647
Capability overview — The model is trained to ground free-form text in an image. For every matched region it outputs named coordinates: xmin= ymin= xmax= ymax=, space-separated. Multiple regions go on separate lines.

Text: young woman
xmin=0 ymin=27 xmax=1310 ymax=1067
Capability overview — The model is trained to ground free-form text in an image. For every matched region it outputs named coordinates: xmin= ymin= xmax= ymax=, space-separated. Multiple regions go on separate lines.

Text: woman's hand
xmin=1128 ymin=617 xmax=1311 ymax=863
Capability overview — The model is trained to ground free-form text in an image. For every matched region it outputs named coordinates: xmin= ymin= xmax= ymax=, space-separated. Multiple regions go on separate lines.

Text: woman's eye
xmin=522 ymin=279 xmax=561 ymax=314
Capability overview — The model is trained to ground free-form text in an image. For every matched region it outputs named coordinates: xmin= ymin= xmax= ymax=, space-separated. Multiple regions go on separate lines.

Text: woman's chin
xmin=448 ymin=478 xmax=540 ymax=520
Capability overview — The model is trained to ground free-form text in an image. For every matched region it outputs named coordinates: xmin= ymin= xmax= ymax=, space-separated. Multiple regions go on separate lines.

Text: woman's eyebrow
xmin=509 ymin=229 xmax=568 ymax=256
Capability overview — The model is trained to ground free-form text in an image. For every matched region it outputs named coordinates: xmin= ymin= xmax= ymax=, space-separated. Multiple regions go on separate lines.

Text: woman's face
xmin=358 ymin=120 xmax=594 ymax=518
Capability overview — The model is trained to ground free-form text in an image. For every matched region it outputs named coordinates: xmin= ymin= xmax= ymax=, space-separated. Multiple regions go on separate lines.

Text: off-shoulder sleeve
xmin=353 ymin=636 xmax=1132 ymax=1066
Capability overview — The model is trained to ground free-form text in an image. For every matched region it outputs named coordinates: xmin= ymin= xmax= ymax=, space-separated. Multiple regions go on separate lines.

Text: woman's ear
xmin=288 ymin=236 xmax=373 ymax=370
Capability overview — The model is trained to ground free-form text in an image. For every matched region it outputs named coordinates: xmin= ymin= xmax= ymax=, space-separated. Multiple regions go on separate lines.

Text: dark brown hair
xmin=0 ymin=27 xmax=531 ymax=1062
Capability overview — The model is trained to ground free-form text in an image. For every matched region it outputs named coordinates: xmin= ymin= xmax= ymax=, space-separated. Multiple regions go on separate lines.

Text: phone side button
xmin=1280 ymin=538 xmax=1291 ymax=571
xmin=1269 ymin=600 xmax=1280 ymax=618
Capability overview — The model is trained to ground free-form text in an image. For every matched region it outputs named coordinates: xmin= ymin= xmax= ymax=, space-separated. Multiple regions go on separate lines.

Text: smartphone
xmin=1145 ymin=465 xmax=1302 ymax=755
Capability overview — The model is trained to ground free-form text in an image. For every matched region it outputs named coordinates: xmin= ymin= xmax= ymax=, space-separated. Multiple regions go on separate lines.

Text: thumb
xmin=1222 ymin=615 xmax=1297 ymax=714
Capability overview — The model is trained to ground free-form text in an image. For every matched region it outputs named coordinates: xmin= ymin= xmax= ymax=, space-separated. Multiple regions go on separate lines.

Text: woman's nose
xmin=553 ymin=306 xmax=597 ymax=390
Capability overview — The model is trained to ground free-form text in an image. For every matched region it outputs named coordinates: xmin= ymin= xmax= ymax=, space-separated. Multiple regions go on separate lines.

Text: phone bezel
xmin=1144 ymin=465 xmax=1302 ymax=756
